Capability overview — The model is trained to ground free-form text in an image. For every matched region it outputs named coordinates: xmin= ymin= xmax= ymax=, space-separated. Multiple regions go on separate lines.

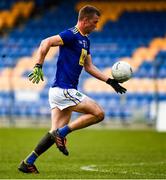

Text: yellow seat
xmin=21 ymin=1 xmax=35 ymax=19
xmin=0 ymin=1 xmax=35 ymax=30
xmin=0 ymin=11 xmax=10 ymax=29
xmin=0 ymin=12 xmax=5 ymax=29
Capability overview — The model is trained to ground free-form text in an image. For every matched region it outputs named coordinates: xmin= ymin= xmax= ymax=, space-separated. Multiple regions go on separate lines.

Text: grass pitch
xmin=0 ymin=128 xmax=166 ymax=179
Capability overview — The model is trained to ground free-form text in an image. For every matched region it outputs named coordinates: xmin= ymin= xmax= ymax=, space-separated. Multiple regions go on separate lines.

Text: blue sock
xmin=58 ymin=125 xmax=71 ymax=137
xmin=25 ymin=151 xmax=38 ymax=165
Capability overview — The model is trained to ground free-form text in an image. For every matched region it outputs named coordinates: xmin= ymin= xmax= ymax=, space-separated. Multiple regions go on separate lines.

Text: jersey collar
xmin=75 ymin=25 xmax=88 ymax=37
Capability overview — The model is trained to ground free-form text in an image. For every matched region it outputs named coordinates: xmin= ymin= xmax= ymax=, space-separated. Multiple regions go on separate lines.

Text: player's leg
xmin=68 ymin=96 xmax=105 ymax=130
xmin=57 ymin=88 xmax=104 ymax=132
xmin=55 ymin=96 xmax=105 ymax=155
xmin=31 ymin=107 xmax=71 ymax=157
xmin=49 ymin=107 xmax=72 ymax=156
xmin=18 ymin=107 xmax=71 ymax=173
xmin=50 ymin=107 xmax=72 ymax=132
xmin=50 ymin=108 xmax=72 ymax=156
xmin=55 ymin=88 xmax=105 ymax=138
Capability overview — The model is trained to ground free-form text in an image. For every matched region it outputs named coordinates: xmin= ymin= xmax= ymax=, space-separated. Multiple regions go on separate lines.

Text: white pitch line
xmin=80 ymin=162 xmax=166 ymax=177
xmin=80 ymin=165 xmax=98 ymax=171
xmin=80 ymin=165 xmax=110 ymax=172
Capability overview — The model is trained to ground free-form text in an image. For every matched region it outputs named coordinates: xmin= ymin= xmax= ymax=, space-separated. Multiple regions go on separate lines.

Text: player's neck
xmin=76 ymin=23 xmax=87 ymax=36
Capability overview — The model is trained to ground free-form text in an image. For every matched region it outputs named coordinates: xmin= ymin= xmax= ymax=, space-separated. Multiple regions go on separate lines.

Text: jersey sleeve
xmin=59 ymin=30 xmax=75 ymax=45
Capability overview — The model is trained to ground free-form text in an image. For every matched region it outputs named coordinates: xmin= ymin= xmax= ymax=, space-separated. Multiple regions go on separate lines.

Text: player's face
xmin=84 ymin=14 xmax=99 ymax=34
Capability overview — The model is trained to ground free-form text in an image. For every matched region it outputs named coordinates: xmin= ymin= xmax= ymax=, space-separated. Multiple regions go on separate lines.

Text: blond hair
xmin=78 ymin=5 xmax=100 ymax=21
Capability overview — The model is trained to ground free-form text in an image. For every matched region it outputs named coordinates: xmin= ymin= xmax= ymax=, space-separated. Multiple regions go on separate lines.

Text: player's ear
xmin=83 ymin=17 xmax=89 ymax=24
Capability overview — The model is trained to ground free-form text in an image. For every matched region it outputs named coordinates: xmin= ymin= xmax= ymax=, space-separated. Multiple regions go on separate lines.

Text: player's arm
xmin=28 ymin=35 xmax=63 ymax=84
xmin=84 ymin=55 xmax=127 ymax=94
xmin=84 ymin=54 xmax=108 ymax=82
xmin=36 ymin=35 xmax=63 ymax=65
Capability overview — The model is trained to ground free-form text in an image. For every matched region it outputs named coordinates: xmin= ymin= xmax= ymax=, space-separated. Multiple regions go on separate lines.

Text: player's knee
xmin=96 ymin=110 xmax=105 ymax=122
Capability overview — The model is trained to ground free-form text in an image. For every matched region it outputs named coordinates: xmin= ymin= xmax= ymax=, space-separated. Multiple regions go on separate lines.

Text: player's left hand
xmin=106 ymin=78 xmax=127 ymax=94
xmin=28 ymin=63 xmax=44 ymax=84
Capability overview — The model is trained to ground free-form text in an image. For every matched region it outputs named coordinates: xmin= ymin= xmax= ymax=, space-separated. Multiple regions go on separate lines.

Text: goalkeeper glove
xmin=106 ymin=78 xmax=127 ymax=94
xmin=28 ymin=63 xmax=44 ymax=84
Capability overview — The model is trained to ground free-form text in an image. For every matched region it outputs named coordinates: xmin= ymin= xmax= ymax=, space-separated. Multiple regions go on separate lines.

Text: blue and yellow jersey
xmin=52 ymin=26 xmax=90 ymax=89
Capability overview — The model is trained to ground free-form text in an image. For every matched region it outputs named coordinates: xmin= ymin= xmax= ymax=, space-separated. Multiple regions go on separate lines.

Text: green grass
xmin=0 ymin=128 xmax=166 ymax=179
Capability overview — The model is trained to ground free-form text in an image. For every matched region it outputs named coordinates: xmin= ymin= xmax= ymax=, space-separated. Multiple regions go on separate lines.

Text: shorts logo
xmin=76 ymin=92 xmax=82 ymax=97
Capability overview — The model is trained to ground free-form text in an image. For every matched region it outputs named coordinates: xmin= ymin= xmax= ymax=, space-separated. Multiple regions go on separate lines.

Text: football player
xmin=18 ymin=5 xmax=126 ymax=173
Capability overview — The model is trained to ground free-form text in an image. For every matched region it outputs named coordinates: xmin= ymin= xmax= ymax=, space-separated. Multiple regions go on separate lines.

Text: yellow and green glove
xmin=28 ymin=63 xmax=44 ymax=84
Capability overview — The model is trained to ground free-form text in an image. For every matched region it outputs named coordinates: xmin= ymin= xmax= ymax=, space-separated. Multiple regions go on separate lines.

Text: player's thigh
xmin=50 ymin=107 xmax=72 ymax=131
xmin=70 ymin=96 xmax=104 ymax=118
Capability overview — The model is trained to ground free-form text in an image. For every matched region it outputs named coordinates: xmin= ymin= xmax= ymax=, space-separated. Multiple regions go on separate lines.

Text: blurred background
xmin=0 ymin=0 xmax=166 ymax=130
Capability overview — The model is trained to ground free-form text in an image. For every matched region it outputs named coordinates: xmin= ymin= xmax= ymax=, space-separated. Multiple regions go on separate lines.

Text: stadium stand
xmin=0 ymin=0 xmax=166 ymax=125
xmin=0 ymin=1 xmax=34 ymax=30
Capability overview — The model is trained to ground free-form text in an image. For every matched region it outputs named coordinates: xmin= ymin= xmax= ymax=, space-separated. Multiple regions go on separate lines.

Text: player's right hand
xmin=106 ymin=78 xmax=127 ymax=94
xmin=28 ymin=63 xmax=44 ymax=84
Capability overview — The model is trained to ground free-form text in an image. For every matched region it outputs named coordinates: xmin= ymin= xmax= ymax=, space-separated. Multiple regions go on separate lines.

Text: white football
xmin=111 ymin=61 xmax=132 ymax=83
